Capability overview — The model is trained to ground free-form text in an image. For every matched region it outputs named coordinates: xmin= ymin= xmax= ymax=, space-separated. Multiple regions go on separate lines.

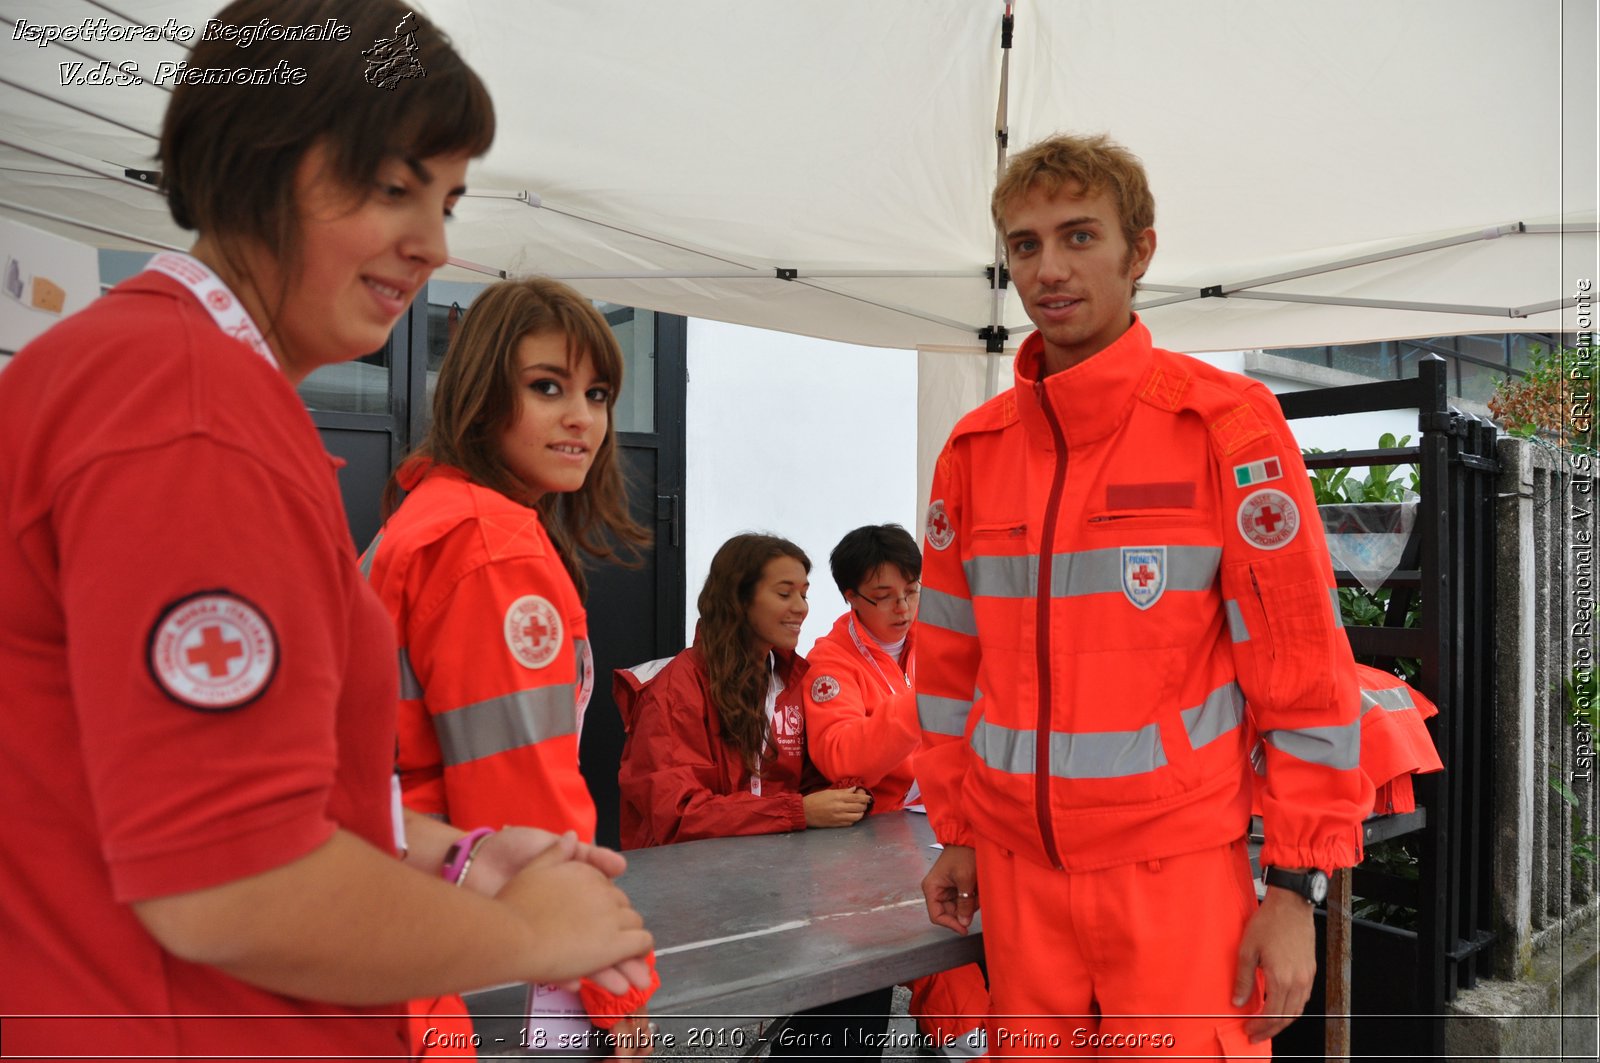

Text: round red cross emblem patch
xmin=206 ymin=289 xmax=233 ymax=312
xmin=1237 ymin=488 xmax=1300 ymax=550
xmin=811 ymin=675 xmax=841 ymax=703
xmin=926 ymin=499 xmax=954 ymax=551
xmin=505 ymin=595 xmax=563 ymax=669
xmin=147 ymin=591 xmax=277 ymax=711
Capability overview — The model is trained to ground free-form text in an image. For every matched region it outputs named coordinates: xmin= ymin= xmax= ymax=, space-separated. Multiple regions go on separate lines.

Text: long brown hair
xmin=696 ymin=534 xmax=810 ymax=772
xmin=384 ymin=277 xmax=649 ymax=596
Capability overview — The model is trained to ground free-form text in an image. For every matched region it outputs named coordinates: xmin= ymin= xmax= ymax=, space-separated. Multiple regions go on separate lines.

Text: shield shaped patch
xmin=1121 ymin=547 xmax=1166 ymax=610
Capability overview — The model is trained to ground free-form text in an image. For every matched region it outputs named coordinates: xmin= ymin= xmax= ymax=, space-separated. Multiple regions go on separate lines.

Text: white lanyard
xmin=147 ymin=252 xmax=276 ymax=369
xmin=847 ymin=614 xmax=911 ymax=698
xmin=750 ymin=654 xmax=782 ymax=796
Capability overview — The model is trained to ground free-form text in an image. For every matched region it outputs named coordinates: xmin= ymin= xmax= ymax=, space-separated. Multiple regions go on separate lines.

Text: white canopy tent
xmin=1 ymin=0 xmax=1593 ymax=355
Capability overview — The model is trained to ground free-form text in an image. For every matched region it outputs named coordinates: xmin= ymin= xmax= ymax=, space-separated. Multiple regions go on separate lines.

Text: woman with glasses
xmin=802 ymin=525 xmax=924 ymax=812
xmin=802 ymin=524 xmax=991 ymax=1060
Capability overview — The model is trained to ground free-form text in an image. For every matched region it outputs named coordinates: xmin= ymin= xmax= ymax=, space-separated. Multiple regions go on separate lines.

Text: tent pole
xmin=1226 ymin=290 xmax=1567 ymax=318
xmin=985 ymin=0 xmax=1016 ymax=399
xmin=0 ymin=200 xmax=181 ymax=253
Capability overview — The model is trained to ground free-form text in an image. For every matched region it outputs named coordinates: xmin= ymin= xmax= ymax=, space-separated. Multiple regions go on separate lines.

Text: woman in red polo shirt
xmin=0 ymin=3 xmax=650 ymax=1058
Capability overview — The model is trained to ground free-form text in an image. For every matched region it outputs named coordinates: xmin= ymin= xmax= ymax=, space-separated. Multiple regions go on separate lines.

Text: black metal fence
xmin=1273 ymin=355 xmax=1499 ymax=1057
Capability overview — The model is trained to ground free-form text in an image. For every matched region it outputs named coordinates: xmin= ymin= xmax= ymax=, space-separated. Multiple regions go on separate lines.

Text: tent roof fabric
xmin=1 ymin=0 xmax=1594 ymax=351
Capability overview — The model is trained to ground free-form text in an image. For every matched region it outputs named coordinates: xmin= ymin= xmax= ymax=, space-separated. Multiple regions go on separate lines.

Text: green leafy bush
xmin=1488 ymin=342 xmax=1596 ymax=450
xmin=1307 ymin=432 xmax=1422 ymax=679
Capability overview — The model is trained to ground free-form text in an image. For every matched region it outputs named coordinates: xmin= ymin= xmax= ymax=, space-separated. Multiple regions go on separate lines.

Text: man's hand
xmin=921 ymin=845 xmax=978 ymax=934
xmin=1233 ymin=886 xmax=1316 ymax=1042
xmin=803 ymin=787 xmax=871 ymax=828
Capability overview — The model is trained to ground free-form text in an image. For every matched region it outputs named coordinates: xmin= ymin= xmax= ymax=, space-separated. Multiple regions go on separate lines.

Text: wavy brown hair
xmin=383 ymin=277 xmax=649 ymax=596
xmin=991 ymin=133 xmax=1155 ymax=283
xmin=696 ymin=534 xmax=811 ymax=773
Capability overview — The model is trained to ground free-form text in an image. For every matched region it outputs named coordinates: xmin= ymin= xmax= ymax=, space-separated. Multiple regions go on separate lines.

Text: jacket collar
xmin=829 ymin=609 xmax=914 ymax=671
xmin=1015 ymin=315 xmax=1156 ymax=448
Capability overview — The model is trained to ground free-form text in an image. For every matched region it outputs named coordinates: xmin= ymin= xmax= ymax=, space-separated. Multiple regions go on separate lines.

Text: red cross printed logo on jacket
xmin=504 ymin=595 xmax=564 ymax=669
xmin=926 ymin=499 xmax=954 ymax=551
xmin=1236 ymin=488 xmax=1301 ymax=550
xmin=810 ymin=674 xmax=841 ymax=703
xmin=1120 ymin=546 xmax=1167 ymax=610
xmin=147 ymin=591 xmax=278 ymax=711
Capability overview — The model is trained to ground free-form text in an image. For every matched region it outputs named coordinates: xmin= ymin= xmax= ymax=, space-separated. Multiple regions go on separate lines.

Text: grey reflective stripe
xmin=971 ymin=718 xmax=1167 ymax=779
xmin=1224 ymin=599 xmax=1250 ymax=642
xmin=398 ymin=649 xmax=422 ymax=699
xmin=963 ymin=553 xmax=1033 ymax=598
xmin=1182 ymin=683 xmax=1245 ymax=750
xmin=919 ymin=587 xmax=977 ymax=636
xmin=964 ymin=546 xmax=1221 ymax=599
xmin=918 ymin=692 xmax=972 ymax=737
xmin=1331 ymin=588 xmax=1343 ymax=627
xmin=1360 ymin=685 xmax=1415 ymax=714
xmin=1262 ymin=720 xmax=1361 ymax=770
xmin=358 ymin=530 xmax=382 ymax=580
xmin=434 ymin=684 xmax=577 ymax=767
xmin=968 ymin=683 xmax=1241 ymax=780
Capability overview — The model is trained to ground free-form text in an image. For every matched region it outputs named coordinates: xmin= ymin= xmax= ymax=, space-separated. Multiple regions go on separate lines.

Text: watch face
xmin=1308 ymin=870 xmax=1329 ymax=904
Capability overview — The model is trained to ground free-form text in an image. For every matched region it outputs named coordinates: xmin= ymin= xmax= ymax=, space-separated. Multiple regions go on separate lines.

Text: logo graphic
xmin=147 ymin=591 xmax=277 ymax=710
xmin=1120 ymin=547 xmax=1167 ymax=610
xmin=772 ymin=700 xmax=805 ymax=754
xmin=504 ymin=595 xmax=563 ymax=669
xmin=1233 ymin=455 xmax=1283 ymax=488
xmin=362 ymin=12 xmax=425 ymax=90
xmin=810 ymin=675 xmax=841 ymax=703
xmin=1237 ymin=489 xmax=1301 ymax=550
xmin=205 ymin=289 xmax=233 ymax=312
xmin=926 ymin=499 xmax=954 ymax=551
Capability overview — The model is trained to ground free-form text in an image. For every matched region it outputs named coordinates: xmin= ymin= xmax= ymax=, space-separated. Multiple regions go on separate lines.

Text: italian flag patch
xmin=1233 ymin=456 xmax=1282 ymax=488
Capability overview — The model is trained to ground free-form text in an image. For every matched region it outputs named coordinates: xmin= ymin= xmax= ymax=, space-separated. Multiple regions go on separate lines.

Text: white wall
xmin=0 ymin=218 xmax=100 ymax=371
xmin=685 ymin=319 xmax=918 ymax=654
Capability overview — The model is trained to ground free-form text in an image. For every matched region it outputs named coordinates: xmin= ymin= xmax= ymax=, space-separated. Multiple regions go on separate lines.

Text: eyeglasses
xmin=853 ymin=587 xmax=921 ymax=611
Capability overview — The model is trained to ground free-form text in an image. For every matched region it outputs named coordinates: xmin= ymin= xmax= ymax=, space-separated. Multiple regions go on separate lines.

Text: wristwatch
xmin=1263 ymin=865 xmax=1329 ymax=905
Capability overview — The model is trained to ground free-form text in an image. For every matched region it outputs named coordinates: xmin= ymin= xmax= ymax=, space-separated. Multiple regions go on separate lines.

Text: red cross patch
xmin=926 ymin=499 xmax=954 ymax=551
xmin=810 ymin=675 xmax=841 ymax=703
xmin=504 ymin=595 xmax=563 ymax=669
xmin=1237 ymin=488 xmax=1301 ymax=550
xmin=1120 ymin=547 xmax=1166 ymax=610
xmin=147 ymin=591 xmax=277 ymax=711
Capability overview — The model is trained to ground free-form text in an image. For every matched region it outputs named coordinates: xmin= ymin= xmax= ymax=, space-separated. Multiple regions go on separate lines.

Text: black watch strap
xmin=1263 ymin=865 xmax=1329 ymax=904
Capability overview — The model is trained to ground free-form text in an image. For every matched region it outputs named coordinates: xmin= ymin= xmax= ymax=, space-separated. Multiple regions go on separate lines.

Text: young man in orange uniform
xmin=803 ymin=525 xmax=989 ymax=1059
xmin=915 ymin=134 xmax=1370 ymax=1058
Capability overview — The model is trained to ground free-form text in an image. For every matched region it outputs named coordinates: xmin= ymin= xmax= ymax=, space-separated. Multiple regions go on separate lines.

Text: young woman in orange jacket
xmin=364 ymin=278 xmax=657 ymax=1055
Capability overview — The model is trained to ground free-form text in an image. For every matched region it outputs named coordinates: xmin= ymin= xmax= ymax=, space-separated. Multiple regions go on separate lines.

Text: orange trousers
xmin=909 ymin=961 xmax=990 ymax=1057
xmin=975 ymin=836 xmax=1268 ymax=1060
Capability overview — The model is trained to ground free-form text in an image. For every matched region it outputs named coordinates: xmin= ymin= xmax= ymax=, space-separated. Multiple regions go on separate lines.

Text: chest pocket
xmin=1088 ymin=481 xmax=1207 ymax=530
